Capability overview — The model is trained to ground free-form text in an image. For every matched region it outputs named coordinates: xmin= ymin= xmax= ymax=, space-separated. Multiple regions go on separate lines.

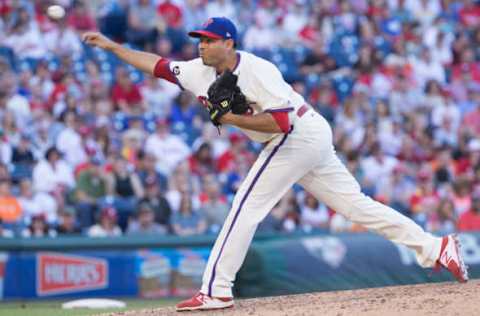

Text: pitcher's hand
xmin=82 ymin=32 xmax=115 ymax=50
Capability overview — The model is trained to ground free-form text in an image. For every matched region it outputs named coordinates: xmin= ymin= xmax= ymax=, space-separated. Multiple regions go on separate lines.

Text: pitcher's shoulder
xmin=237 ymin=50 xmax=279 ymax=74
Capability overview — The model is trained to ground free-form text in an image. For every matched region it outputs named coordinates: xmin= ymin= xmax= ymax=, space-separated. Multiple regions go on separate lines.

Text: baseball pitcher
xmin=83 ymin=17 xmax=468 ymax=312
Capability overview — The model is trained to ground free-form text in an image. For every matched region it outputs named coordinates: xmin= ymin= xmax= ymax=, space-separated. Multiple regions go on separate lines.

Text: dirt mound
xmin=104 ymin=280 xmax=479 ymax=316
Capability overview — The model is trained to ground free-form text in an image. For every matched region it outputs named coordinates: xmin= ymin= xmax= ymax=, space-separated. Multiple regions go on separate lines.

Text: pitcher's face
xmin=198 ymin=37 xmax=233 ymax=67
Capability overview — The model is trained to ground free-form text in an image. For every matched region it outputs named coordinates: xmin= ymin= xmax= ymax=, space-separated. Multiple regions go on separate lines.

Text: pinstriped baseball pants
xmin=201 ymin=110 xmax=442 ymax=298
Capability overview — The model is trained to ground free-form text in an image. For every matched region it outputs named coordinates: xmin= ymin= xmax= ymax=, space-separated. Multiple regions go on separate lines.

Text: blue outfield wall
xmin=235 ymin=232 xmax=480 ymax=297
xmin=0 ymin=232 xmax=479 ymax=299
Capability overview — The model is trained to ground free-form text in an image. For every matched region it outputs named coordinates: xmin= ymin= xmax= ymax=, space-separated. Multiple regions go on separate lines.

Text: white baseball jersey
xmin=169 ymin=51 xmax=305 ymax=143
xmin=156 ymin=50 xmax=444 ymax=299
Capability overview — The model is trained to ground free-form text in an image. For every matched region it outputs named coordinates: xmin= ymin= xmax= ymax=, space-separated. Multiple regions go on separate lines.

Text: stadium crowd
xmin=0 ymin=0 xmax=480 ymax=238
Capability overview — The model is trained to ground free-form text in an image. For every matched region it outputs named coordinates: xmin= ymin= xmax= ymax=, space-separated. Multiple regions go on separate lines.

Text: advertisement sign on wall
xmin=135 ymin=248 xmax=209 ymax=298
xmin=36 ymin=253 xmax=108 ymax=296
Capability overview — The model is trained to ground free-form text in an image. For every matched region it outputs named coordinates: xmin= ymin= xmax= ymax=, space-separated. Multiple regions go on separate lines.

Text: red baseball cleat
xmin=175 ymin=292 xmax=234 ymax=312
xmin=435 ymin=234 xmax=469 ymax=283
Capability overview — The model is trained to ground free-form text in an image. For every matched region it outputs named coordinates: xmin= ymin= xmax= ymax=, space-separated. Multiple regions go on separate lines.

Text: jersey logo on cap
xmin=203 ymin=18 xmax=214 ymax=27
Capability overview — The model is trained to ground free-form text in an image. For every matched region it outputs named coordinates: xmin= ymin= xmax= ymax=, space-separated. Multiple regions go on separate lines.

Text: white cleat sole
xmin=176 ymin=303 xmax=234 ymax=312
xmin=452 ymin=234 xmax=469 ymax=282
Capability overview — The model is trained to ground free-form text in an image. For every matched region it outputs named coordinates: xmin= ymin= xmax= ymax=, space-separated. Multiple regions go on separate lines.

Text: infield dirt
xmin=102 ymin=280 xmax=479 ymax=316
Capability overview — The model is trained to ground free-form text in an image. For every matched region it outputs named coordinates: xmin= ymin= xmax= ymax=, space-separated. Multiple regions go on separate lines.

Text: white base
xmin=62 ymin=298 xmax=126 ymax=309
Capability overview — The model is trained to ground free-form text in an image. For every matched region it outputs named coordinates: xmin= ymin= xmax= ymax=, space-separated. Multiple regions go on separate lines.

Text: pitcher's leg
xmin=201 ymin=132 xmax=313 ymax=297
xmin=299 ymin=154 xmax=442 ymax=268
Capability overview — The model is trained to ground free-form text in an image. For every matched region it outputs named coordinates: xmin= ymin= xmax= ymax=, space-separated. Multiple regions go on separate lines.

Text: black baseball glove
xmin=206 ymin=70 xmax=249 ymax=126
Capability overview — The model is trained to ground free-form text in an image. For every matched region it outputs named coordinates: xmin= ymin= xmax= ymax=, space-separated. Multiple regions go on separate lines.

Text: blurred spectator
xmin=198 ymin=174 xmax=229 ymax=233
xmin=458 ymin=0 xmax=480 ymax=29
xmin=157 ymin=0 xmax=183 ymax=29
xmin=206 ymin=0 xmax=236 ymax=24
xmin=18 ymin=178 xmax=57 ymax=225
xmin=0 ymin=178 xmax=22 ymax=225
xmin=145 ymin=118 xmax=190 ymax=176
xmin=451 ymin=177 xmax=472 ymax=216
xmin=171 ymin=193 xmax=207 ymax=236
xmin=1 ymin=111 xmax=20 ymax=146
xmin=56 ymin=206 xmax=81 ymax=235
xmin=300 ymin=193 xmax=329 ymax=232
xmin=122 ymin=116 xmax=146 ymax=164
xmin=0 ymin=219 xmax=14 ymax=238
xmin=30 ymin=61 xmax=55 ymax=104
xmin=258 ymin=198 xmax=288 ymax=233
xmin=21 ymin=214 xmax=57 ymax=238
xmin=169 ymin=91 xmax=199 ymax=128
xmin=56 ymin=111 xmax=87 ymax=168
xmin=32 ymin=146 xmax=75 ymax=195
xmin=181 ymin=0 xmax=207 ymax=32
xmin=223 ymin=156 xmax=250 ymax=199
xmin=0 ymin=130 xmax=12 ymax=166
xmin=455 ymin=139 xmax=480 ymax=176
xmin=428 ymin=82 xmax=459 ymax=128
xmin=457 ymin=189 xmax=480 ymax=231
xmin=361 ymin=143 xmax=398 ymax=196
xmin=427 ymin=198 xmax=457 ymax=234
xmin=105 ymin=155 xmax=144 ymax=230
xmin=259 ymin=190 xmax=300 ymax=233
xmin=32 ymin=124 xmax=54 ymax=161
xmin=410 ymin=46 xmax=446 ymax=88
xmin=334 ymin=97 xmax=365 ymax=150
xmin=87 ymin=206 xmax=122 ymax=237
xmin=67 ymin=1 xmax=97 ymax=33
xmin=137 ymin=151 xmax=168 ymax=191
xmin=3 ymin=7 xmax=46 ymax=59
xmin=281 ymin=0 xmax=309 ymax=45
xmin=409 ymin=170 xmax=440 ymax=227
xmin=451 ymin=48 xmax=480 ymax=83
xmin=432 ymin=147 xmax=455 ymax=189
xmin=300 ymin=40 xmax=336 ymax=76
xmin=74 ymin=157 xmax=108 ymax=228
xmin=243 ymin=15 xmax=278 ymax=51
xmin=189 ymin=142 xmax=216 ymax=177
xmin=111 ymin=67 xmax=145 ymax=115
xmin=44 ymin=15 xmax=83 ymax=56
xmin=216 ymin=133 xmax=254 ymax=173
xmin=282 ymin=189 xmax=301 ymax=233
xmin=98 ymin=0 xmax=129 ymax=42
xmin=474 ymin=164 xmax=480 ymax=193
xmin=139 ymin=76 xmax=179 ymax=117
xmin=389 ymin=73 xmax=421 ymax=117
xmin=126 ymin=0 xmax=161 ymax=50
xmin=4 ymin=72 xmax=31 ymax=129
xmin=141 ymin=179 xmax=172 ymax=228
xmin=462 ymin=103 xmax=480 ymax=137
xmin=11 ymin=134 xmax=35 ymax=169
xmin=406 ymin=0 xmax=441 ymax=30
xmin=165 ymin=162 xmax=196 ymax=213
xmin=126 ymin=202 xmax=167 ymax=235
xmin=0 ymin=165 xmax=9 ymax=181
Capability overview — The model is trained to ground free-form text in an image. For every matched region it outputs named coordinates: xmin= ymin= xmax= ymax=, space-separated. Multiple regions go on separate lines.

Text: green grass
xmin=0 ymin=298 xmax=177 ymax=316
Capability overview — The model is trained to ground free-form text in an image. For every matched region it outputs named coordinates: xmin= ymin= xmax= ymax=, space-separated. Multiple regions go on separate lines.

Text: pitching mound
xmin=103 ymin=280 xmax=479 ymax=316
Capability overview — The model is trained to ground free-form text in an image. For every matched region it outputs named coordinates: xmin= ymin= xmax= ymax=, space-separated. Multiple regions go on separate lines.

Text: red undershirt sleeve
xmin=269 ymin=111 xmax=290 ymax=133
xmin=153 ymin=58 xmax=178 ymax=85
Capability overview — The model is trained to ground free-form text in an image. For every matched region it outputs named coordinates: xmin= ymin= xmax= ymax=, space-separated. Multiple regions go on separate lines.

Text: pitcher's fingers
xmin=82 ymin=32 xmax=95 ymax=42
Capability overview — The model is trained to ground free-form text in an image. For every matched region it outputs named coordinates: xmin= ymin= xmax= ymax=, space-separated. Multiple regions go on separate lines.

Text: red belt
xmin=297 ymin=104 xmax=309 ymax=117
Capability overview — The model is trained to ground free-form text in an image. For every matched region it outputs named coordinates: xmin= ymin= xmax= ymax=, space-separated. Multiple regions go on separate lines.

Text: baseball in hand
xmin=47 ymin=5 xmax=66 ymax=20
